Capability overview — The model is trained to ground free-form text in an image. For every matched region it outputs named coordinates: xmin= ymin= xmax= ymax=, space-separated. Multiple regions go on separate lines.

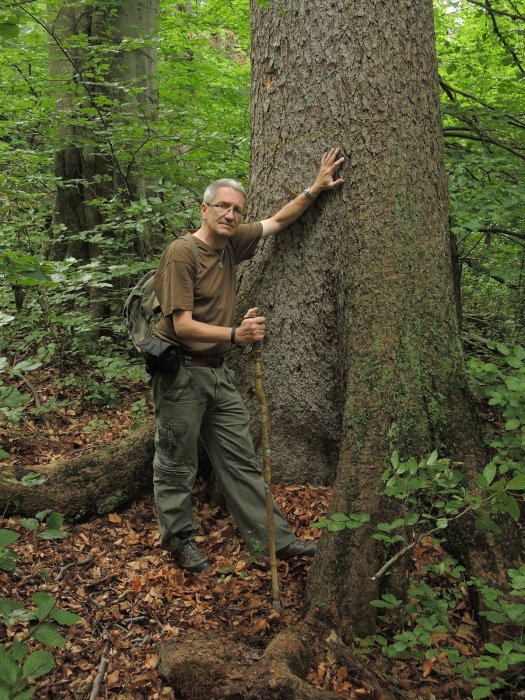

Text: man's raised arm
xmin=260 ymin=148 xmax=344 ymax=239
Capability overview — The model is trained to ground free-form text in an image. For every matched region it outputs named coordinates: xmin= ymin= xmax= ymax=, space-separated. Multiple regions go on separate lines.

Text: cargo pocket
xmin=154 ymin=421 xmax=193 ymax=483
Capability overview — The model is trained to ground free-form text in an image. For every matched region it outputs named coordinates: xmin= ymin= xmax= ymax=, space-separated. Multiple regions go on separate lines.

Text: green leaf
xmin=35 ymin=510 xmax=51 ymax=522
xmin=0 ymin=599 xmax=24 ymax=616
xmin=508 ymin=475 xmax=525 ymax=490
xmin=349 ymin=513 xmax=370 ymax=522
xmin=327 ymin=521 xmax=346 ymax=531
xmin=10 ymin=641 xmax=28 ymax=663
xmin=44 ymin=513 xmax=63 ymax=530
xmin=329 ymin=513 xmax=350 ymax=522
xmin=404 ymin=513 xmax=419 ymax=526
xmin=484 ymin=642 xmax=502 ymax=654
xmin=436 ymin=518 xmax=448 ymax=529
xmin=514 ymin=345 xmax=525 ymax=360
xmin=12 ymin=689 xmax=37 ymax=700
xmin=505 ymin=418 xmax=521 ymax=431
xmin=0 ymin=22 xmax=20 ymax=39
xmin=22 ymin=650 xmax=53 ymax=679
xmin=38 ymin=530 xmax=68 ymax=540
xmin=32 ymin=593 xmax=55 ymax=621
xmin=427 ymin=450 xmax=438 ymax=466
xmin=19 ymin=519 xmax=39 ymax=531
xmin=0 ymin=647 xmax=22 ymax=685
xmin=472 ymin=687 xmax=491 ymax=698
xmin=507 ymin=495 xmax=520 ymax=521
xmin=344 ymin=520 xmax=363 ymax=529
xmin=497 ymin=343 xmax=510 ymax=355
xmin=506 ymin=357 xmax=523 ymax=369
xmin=0 ymin=530 xmax=18 ymax=546
xmin=483 ymin=463 xmax=496 ymax=486
xmin=311 ymin=519 xmax=330 ymax=528
xmin=32 ymin=624 xmax=66 ymax=648
xmin=51 ymin=608 xmax=81 ymax=626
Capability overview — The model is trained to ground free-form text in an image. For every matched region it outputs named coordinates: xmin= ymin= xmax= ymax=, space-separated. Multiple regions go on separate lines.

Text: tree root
xmin=1 ymin=418 xmax=156 ymax=518
xmin=158 ymin=608 xmax=395 ymax=700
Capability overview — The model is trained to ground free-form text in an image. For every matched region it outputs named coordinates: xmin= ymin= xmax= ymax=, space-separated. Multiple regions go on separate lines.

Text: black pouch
xmin=137 ymin=337 xmax=180 ymax=375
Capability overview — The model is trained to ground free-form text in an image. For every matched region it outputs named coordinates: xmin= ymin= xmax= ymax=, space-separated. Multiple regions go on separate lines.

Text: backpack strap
xmin=181 ymin=232 xmax=199 ymax=271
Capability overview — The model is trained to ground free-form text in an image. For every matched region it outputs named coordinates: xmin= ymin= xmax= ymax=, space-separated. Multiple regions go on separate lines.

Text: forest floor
xmin=0 ymin=369 xmax=520 ymax=699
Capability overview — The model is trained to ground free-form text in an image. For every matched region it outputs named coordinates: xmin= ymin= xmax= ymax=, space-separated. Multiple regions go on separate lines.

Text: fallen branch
xmin=57 ymin=553 xmax=95 ymax=580
xmin=89 ymin=632 xmax=111 ymax=700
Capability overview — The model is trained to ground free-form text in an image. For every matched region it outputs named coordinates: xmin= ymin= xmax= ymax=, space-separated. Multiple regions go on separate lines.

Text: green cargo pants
xmin=151 ymin=364 xmax=296 ymax=555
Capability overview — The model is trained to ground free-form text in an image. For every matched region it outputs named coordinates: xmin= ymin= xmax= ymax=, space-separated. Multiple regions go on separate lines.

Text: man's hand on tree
xmin=235 ymin=307 xmax=265 ymax=344
xmin=309 ymin=148 xmax=345 ymax=196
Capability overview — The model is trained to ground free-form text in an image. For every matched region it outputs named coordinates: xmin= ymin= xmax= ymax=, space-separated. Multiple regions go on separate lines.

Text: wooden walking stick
xmin=253 ymin=340 xmax=281 ymax=609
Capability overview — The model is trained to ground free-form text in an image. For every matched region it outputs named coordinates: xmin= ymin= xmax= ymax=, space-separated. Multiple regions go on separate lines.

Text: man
xmin=151 ymin=148 xmax=344 ymax=572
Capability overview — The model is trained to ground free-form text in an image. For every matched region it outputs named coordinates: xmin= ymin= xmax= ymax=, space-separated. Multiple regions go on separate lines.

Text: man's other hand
xmin=236 ymin=307 xmax=265 ymax=344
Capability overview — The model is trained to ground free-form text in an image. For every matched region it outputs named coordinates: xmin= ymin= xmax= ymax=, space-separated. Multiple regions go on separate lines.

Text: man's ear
xmin=200 ymin=202 xmax=208 ymax=218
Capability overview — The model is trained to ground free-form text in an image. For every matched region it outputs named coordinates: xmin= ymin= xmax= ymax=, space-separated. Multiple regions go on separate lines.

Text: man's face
xmin=201 ymin=187 xmax=246 ymax=239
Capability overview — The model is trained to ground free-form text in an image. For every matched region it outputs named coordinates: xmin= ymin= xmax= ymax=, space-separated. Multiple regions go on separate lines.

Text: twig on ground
xmin=89 ymin=631 xmax=111 ymax=700
xmin=57 ymin=553 xmax=95 ymax=580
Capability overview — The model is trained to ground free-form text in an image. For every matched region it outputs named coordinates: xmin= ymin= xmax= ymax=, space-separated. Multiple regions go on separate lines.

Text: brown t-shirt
xmin=152 ymin=223 xmax=263 ymax=357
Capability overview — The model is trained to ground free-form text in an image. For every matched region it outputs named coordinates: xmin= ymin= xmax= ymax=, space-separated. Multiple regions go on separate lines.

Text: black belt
xmin=180 ymin=355 xmax=224 ymax=368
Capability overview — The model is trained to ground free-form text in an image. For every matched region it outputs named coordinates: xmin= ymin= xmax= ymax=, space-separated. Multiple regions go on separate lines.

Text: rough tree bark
xmin=159 ymin=2 xmax=525 ymax=696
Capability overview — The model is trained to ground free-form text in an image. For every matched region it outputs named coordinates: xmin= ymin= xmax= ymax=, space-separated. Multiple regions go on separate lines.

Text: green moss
xmin=309 ymin=595 xmax=327 ymax=608
xmin=97 ymin=490 xmax=125 ymax=515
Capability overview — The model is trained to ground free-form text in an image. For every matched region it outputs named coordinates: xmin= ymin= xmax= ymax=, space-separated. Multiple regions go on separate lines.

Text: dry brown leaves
xmin=1 ymin=484 xmax=337 ymax=700
xmin=0 ymin=369 xmax=499 ymax=700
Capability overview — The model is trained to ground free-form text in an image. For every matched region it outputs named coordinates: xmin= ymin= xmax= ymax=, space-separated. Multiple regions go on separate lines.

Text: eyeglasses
xmin=205 ymin=203 xmax=244 ymax=218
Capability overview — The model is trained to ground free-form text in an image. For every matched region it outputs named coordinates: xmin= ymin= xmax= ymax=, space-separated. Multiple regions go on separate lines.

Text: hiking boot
xmin=172 ymin=535 xmax=212 ymax=573
xmin=276 ymin=539 xmax=317 ymax=560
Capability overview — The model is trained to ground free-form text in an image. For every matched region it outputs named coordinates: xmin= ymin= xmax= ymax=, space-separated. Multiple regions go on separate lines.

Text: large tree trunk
xmin=230 ymin=0 xmax=525 ymax=642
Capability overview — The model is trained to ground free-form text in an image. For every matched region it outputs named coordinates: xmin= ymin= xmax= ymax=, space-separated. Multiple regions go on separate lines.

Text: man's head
xmin=203 ymin=179 xmax=246 ymax=205
xmin=201 ymin=179 xmax=247 ymax=241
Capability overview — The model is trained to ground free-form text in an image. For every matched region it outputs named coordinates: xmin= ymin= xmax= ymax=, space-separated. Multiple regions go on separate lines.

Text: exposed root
xmin=159 ymin=608 xmax=394 ymax=700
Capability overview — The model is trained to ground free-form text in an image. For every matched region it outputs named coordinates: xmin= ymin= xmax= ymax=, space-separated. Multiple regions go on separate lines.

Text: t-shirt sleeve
xmin=230 ymin=222 xmax=263 ymax=264
xmin=153 ymin=239 xmax=196 ymax=317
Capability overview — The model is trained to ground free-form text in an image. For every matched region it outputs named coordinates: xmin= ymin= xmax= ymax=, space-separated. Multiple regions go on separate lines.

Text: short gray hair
xmin=203 ymin=179 xmax=246 ymax=204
